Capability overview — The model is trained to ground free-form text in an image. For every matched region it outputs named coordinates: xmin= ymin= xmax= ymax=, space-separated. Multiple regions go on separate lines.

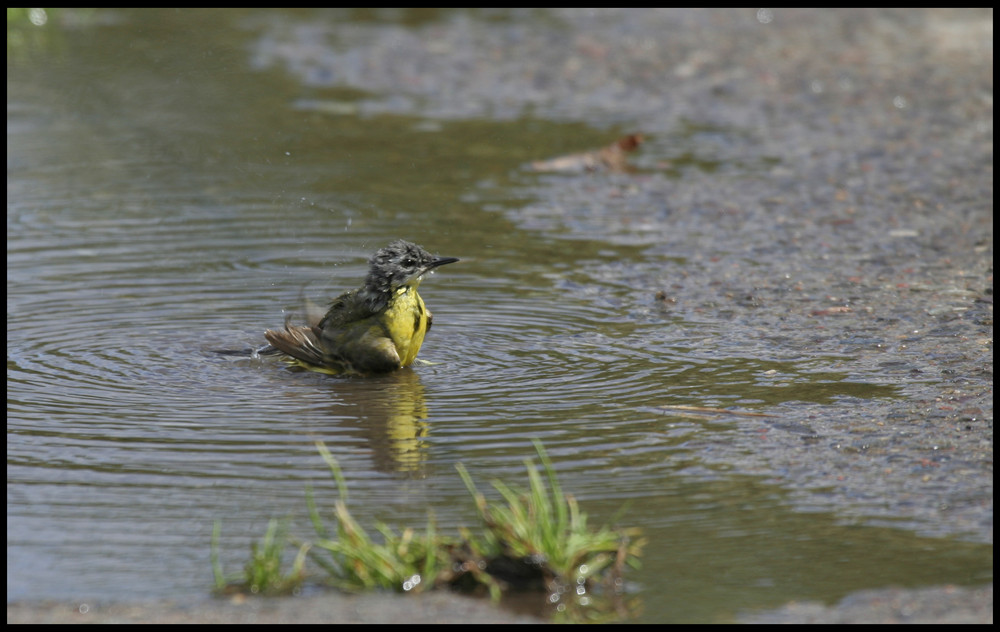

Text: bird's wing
xmin=318 ymin=318 xmax=402 ymax=374
xmin=265 ymin=290 xmax=403 ymax=374
xmin=318 ymin=290 xmax=373 ymax=329
xmin=315 ymin=290 xmax=403 ymax=373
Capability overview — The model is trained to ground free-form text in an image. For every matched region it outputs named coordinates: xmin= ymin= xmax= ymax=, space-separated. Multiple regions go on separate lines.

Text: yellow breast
xmin=379 ymin=286 xmax=430 ymax=367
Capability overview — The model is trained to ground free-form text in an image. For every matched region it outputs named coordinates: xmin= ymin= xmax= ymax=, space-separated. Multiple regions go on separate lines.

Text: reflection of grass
xmin=215 ymin=440 xmax=644 ymax=621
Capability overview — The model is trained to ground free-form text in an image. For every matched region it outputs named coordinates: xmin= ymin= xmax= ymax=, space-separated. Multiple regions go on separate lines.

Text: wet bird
xmin=254 ymin=240 xmax=458 ymax=375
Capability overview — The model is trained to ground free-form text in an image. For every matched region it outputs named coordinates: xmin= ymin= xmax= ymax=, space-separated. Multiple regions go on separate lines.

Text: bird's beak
xmin=426 ymin=256 xmax=459 ymax=271
xmin=409 ymin=256 xmax=459 ymax=285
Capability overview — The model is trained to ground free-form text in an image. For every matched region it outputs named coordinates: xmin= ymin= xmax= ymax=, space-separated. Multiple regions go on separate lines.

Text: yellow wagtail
xmin=240 ymin=240 xmax=458 ymax=375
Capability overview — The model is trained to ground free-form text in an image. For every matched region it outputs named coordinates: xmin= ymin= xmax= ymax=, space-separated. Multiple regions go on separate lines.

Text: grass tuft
xmin=215 ymin=439 xmax=644 ymax=621
xmin=213 ymin=518 xmax=309 ymax=596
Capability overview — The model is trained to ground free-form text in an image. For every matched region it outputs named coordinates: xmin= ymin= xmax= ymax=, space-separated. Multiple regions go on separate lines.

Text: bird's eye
xmin=403 ymin=258 xmax=415 ymax=267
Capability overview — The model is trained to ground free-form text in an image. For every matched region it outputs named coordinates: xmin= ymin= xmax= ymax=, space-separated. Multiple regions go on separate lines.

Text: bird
xmin=253 ymin=240 xmax=458 ymax=375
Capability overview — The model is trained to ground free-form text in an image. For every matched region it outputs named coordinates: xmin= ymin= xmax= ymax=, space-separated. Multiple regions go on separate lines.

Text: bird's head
xmin=363 ymin=240 xmax=458 ymax=306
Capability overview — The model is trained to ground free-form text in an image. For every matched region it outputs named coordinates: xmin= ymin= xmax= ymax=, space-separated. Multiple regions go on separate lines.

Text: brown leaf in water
xmin=810 ymin=306 xmax=853 ymax=316
xmin=530 ymin=134 xmax=644 ymax=173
